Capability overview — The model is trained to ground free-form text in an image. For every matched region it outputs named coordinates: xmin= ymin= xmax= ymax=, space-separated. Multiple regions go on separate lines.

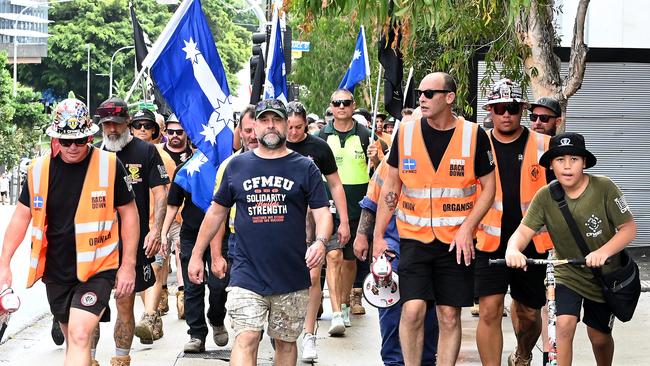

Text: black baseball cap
xmin=539 ymin=132 xmax=597 ymax=169
xmin=97 ymin=97 xmax=129 ymax=124
xmin=255 ymin=99 xmax=287 ymax=119
xmin=131 ymin=109 xmax=156 ymax=123
xmin=529 ymin=97 xmax=561 ymax=117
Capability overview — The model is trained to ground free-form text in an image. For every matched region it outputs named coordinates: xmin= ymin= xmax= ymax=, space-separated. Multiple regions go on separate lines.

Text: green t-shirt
xmin=522 ymin=175 xmax=634 ymax=302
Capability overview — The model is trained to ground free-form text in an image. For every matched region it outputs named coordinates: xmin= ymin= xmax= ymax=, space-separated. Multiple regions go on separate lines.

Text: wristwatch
xmin=313 ymin=237 xmax=328 ymax=246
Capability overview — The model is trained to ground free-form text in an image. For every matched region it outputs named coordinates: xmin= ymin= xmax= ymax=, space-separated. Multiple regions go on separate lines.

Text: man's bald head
xmin=421 ymin=72 xmax=457 ymax=94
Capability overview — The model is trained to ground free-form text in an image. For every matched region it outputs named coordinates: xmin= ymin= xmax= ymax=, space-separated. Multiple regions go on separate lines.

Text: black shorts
xmin=399 ymin=239 xmax=474 ymax=307
xmin=135 ymin=262 xmax=156 ymax=293
xmin=325 ymin=219 xmax=359 ymax=261
xmin=45 ymin=273 xmax=115 ymax=324
xmin=555 ymin=284 xmax=615 ymax=334
xmin=474 ymin=247 xmax=547 ymax=309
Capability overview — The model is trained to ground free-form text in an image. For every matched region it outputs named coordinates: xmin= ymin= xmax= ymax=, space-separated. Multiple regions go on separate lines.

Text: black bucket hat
xmin=539 ymin=132 xmax=597 ymax=169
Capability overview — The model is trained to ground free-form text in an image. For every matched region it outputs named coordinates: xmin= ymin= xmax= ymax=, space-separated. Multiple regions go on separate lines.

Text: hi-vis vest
xmin=476 ymin=130 xmax=553 ymax=253
xmin=396 ymin=117 xmax=479 ymax=244
xmin=26 ymin=148 xmax=119 ymax=287
xmin=326 ymin=134 xmax=370 ymax=185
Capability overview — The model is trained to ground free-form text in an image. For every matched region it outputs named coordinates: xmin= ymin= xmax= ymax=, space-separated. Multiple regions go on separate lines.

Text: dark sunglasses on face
xmin=529 ymin=113 xmax=556 ymax=123
xmin=492 ymin=103 xmax=522 ymax=115
xmin=331 ymin=99 xmax=353 ymax=108
xmin=132 ymin=121 xmax=156 ymax=130
xmin=167 ymin=129 xmax=184 ymax=136
xmin=59 ymin=137 xmax=89 ymax=147
xmin=416 ymin=89 xmax=452 ymax=99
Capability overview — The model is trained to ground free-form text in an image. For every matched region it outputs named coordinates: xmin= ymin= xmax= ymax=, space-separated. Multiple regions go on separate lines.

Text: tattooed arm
xmin=353 ymin=208 xmax=376 ymax=260
xmin=144 ymin=184 xmax=167 ymax=258
xmin=372 ymin=165 xmax=401 ymax=259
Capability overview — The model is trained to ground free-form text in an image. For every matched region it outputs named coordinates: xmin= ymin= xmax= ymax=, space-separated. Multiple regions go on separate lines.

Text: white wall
xmin=557 ymin=0 xmax=650 ymax=48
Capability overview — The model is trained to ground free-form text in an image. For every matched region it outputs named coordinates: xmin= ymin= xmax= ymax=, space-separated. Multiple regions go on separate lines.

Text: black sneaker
xmin=51 ymin=319 xmax=65 ymax=346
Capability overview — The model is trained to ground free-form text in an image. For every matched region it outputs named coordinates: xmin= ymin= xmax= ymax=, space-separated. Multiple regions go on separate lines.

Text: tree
xmin=296 ymin=0 xmax=589 ymax=129
xmin=20 ymin=0 xmax=250 ymax=110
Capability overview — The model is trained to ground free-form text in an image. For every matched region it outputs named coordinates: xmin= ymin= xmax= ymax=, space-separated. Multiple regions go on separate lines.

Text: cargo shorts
xmin=225 ymin=286 xmax=309 ymax=342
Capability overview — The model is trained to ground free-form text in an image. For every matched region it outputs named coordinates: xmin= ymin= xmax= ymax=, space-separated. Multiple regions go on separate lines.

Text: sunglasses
xmin=59 ymin=137 xmax=89 ymax=147
xmin=529 ymin=113 xmax=556 ymax=123
xmin=416 ymin=89 xmax=452 ymax=99
xmin=167 ymin=129 xmax=184 ymax=136
xmin=257 ymin=99 xmax=285 ymax=110
xmin=287 ymin=102 xmax=306 ymax=114
xmin=491 ymin=103 xmax=522 ymax=115
xmin=96 ymin=105 xmax=128 ymax=118
xmin=331 ymin=99 xmax=353 ymax=108
xmin=132 ymin=121 xmax=156 ymax=130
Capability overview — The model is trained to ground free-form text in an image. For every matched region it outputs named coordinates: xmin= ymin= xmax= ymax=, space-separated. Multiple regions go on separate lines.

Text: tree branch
xmin=562 ymin=0 xmax=590 ymax=99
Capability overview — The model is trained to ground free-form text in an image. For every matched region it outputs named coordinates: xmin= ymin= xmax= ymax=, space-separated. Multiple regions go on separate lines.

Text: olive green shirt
xmin=522 ymin=175 xmax=634 ymax=302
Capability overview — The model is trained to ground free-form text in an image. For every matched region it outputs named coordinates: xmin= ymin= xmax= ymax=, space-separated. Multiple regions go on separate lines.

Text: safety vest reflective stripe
xmin=396 ymin=210 xmax=467 ymax=228
xmin=401 ymin=185 xmax=477 ymax=199
xmin=32 ymin=157 xmax=43 ymax=195
xmin=77 ymin=241 xmax=119 ymax=263
xmin=32 ymin=227 xmax=43 ymax=241
xmin=75 ymin=220 xmax=114 ymax=234
xmin=461 ymin=120 xmax=474 ymax=157
xmin=480 ymin=224 xmax=501 ymax=237
xmin=99 ymin=149 xmax=109 ymax=187
xmin=29 ymin=256 xmax=38 ymax=269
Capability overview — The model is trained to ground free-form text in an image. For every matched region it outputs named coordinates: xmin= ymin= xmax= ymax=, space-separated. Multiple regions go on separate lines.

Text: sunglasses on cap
xmin=59 ymin=137 xmax=89 ymax=147
xmin=167 ymin=129 xmax=184 ymax=136
xmin=529 ymin=113 xmax=556 ymax=123
xmin=491 ymin=102 xmax=522 ymax=115
xmin=132 ymin=121 xmax=156 ymax=130
xmin=416 ymin=89 xmax=452 ymax=99
xmin=96 ymin=105 xmax=128 ymax=118
xmin=256 ymin=99 xmax=285 ymax=110
xmin=287 ymin=102 xmax=306 ymax=114
xmin=331 ymin=99 xmax=353 ymax=108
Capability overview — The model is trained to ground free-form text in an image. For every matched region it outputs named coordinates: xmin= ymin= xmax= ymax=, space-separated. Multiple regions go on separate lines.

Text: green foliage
xmin=295 ymin=0 xmax=550 ymax=117
xmin=287 ymin=15 xmax=380 ymax=116
xmin=20 ymin=0 xmax=250 ymax=110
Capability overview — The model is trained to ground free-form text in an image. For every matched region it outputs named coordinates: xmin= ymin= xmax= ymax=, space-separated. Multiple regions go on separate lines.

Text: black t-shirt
xmin=286 ymin=133 xmax=338 ymax=176
xmin=387 ymin=118 xmax=494 ymax=177
xmin=491 ymin=128 xmax=555 ymax=253
xmin=167 ymin=162 xmax=206 ymax=238
xmin=105 ymin=138 xmax=170 ymax=265
xmin=18 ymin=149 xmax=134 ymax=284
xmin=163 ymin=144 xmax=192 ymax=166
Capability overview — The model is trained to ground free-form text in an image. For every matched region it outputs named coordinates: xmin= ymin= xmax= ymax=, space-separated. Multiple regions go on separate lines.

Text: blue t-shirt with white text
xmin=213 ymin=151 xmax=329 ymax=295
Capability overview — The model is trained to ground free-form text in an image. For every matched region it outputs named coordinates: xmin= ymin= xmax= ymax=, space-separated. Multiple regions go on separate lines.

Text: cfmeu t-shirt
xmin=213 ymin=151 xmax=329 ymax=296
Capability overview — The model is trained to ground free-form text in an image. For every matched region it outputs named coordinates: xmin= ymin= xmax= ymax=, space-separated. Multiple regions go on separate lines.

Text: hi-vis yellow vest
xmin=476 ymin=130 xmax=553 ymax=253
xmin=326 ymin=134 xmax=370 ymax=185
xmin=26 ymin=148 xmax=120 ymax=287
xmin=396 ymin=117 xmax=479 ymax=244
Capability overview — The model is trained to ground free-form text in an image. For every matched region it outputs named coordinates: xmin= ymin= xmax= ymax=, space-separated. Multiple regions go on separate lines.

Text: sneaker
xmin=328 ymin=312 xmax=345 ymax=336
xmin=183 ymin=337 xmax=206 ymax=353
xmin=507 ymin=349 xmax=532 ymax=366
xmin=176 ymin=289 xmax=185 ymax=320
xmin=51 ymin=319 xmax=65 ymax=346
xmin=109 ymin=355 xmax=131 ymax=366
xmin=470 ymin=303 xmax=480 ymax=317
xmin=341 ymin=304 xmax=351 ymax=327
xmin=212 ymin=324 xmax=229 ymax=347
xmin=158 ymin=289 xmax=169 ymax=315
xmin=152 ymin=313 xmax=164 ymax=341
xmin=134 ymin=313 xmax=156 ymax=344
xmin=350 ymin=288 xmax=366 ymax=315
xmin=300 ymin=333 xmax=318 ymax=361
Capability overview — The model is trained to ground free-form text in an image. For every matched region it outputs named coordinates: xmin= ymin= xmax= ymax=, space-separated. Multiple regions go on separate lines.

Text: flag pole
xmin=125 ymin=66 xmax=148 ymax=103
xmin=403 ymin=66 xmax=414 ymax=107
xmin=368 ymin=64 xmax=383 ymax=174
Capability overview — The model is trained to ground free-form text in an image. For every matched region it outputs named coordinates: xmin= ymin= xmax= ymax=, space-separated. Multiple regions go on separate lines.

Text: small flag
xmin=173 ymin=151 xmax=216 ymax=212
xmin=379 ymin=26 xmax=404 ymax=120
xmin=263 ymin=7 xmax=288 ymax=103
xmin=338 ymin=26 xmax=371 ymax=94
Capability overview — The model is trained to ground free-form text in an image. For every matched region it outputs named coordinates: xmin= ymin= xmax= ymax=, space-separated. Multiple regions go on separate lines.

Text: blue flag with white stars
xmin=338 ymin=26 xmax=370 ymax=94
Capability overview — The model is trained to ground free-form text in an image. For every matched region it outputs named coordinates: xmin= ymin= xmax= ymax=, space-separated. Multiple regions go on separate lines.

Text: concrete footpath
xmin=1 ymin=204 xmax=650 ymax=365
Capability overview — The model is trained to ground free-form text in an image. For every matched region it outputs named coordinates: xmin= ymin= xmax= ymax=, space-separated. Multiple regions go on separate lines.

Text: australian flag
xmin=263 ymin=7 xmax=288 ymax=103
xmin=338 ymin=26 xmax=370 ymax=94
xmin=142 ymin=0 xmax=233 ymax=211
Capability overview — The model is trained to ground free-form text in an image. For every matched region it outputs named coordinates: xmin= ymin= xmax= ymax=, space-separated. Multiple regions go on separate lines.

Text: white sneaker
xmin=300 ymin=333 xmax=318 ymax=361
xmin=341 ymin=304 xmax=351 ymax=327
xmin=328 ymin=312 xmax=345 ymax=336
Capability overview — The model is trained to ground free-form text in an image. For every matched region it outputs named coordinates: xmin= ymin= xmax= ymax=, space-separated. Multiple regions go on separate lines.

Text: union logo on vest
xmin=33 ymin=195 xmax=44 ymax=209
xmin=402 ymin=158 xmax=417 ymax=173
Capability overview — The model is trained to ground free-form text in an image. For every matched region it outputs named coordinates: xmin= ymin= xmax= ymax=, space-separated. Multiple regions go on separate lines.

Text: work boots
xmin=176 ymin=288 xmax=185 ymax=319
xmin=350 ymin=288 xmax=366 ymax=315
xmin=158 ymin=288 xmax=169 ymax=315
xmin=134 ymin=313 xmax=156 ymax=344
xmin=109 ymin=355 xmax=130 ymax=366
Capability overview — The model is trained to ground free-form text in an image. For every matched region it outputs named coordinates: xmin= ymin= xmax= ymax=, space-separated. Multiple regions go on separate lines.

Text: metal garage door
xmin=477 ymin=62 xmax=650 ymax=247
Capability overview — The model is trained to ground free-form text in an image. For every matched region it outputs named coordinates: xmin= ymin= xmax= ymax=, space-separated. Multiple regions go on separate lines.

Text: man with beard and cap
xmin=190 ymin=99 xmax=333 ymax=365
xmin=96 ymin=97 xmax=170 ymax=366
xmin=475 ymin=79 xmax=554 ymax=366
xmin=129 ymin=108 xmax=176 ymax=344
xmin=0 ymin=98 xmax=138 ymax=366
xmin=529 ymin=97 xmax=563 ymax=137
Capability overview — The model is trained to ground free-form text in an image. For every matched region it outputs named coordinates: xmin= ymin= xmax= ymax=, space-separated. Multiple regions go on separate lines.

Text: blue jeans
xmin=378 ymin=257 xmax=438 ymax=366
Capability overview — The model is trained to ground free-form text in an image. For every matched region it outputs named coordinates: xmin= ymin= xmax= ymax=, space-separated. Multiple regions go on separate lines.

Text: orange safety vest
xmin=396 ymin=117 xmax=479 ymax=244
xmin=26 ymin=148 xmax=119 ymax=287
xmin=476 ymin=130 xmax=553 ymax=253
xmin=148 ymin=145 xmax=179 ymax=228
xmin=367 ymin=157 xmax=390 ymax=203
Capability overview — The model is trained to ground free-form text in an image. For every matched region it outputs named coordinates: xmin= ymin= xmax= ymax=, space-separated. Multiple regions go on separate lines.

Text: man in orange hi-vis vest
xmin=0 ymin=98 xmax=139 ymax=366
xmin=373 ymin=72 xmax=496 ymax=366
xmin=474 ymin=79 xmax=554 ymax=366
